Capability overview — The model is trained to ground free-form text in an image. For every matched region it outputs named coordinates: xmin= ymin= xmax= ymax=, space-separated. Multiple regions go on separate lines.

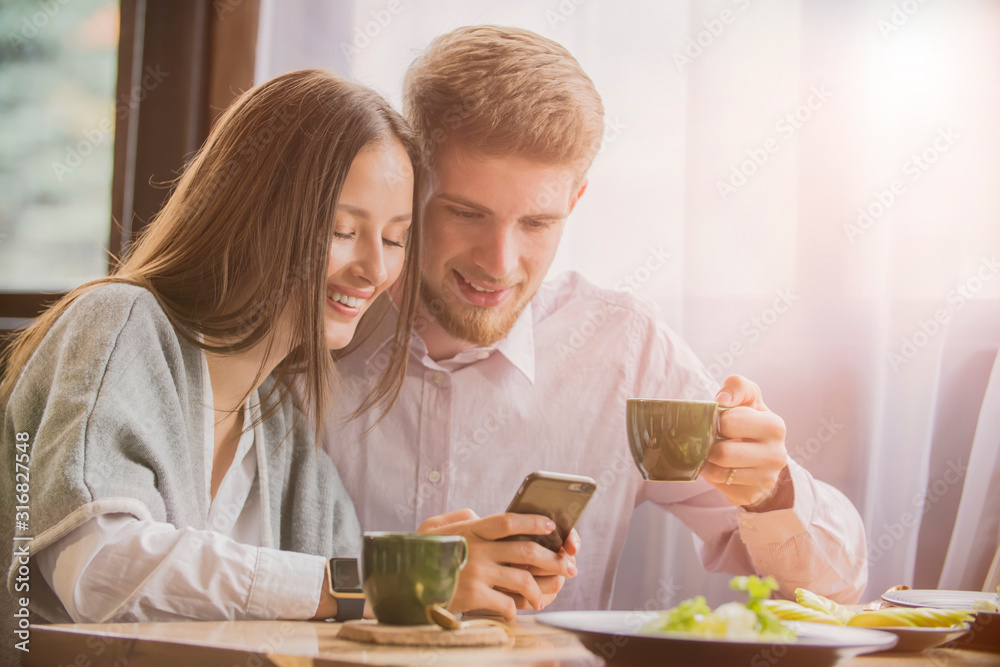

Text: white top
xmin=34 ymin=352 xmax=326 ymax=622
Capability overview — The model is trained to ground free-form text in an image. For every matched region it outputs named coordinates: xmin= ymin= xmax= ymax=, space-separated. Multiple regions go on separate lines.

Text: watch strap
xmin=333 ymin=595 xmax=365 ymax=623
xmin=326 ymin=557 xmax=365 ymax=623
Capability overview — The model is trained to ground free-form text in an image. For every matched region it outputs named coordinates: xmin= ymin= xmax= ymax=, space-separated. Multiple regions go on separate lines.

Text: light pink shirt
xmin=323 ymin=272 xmax=867 ymax=608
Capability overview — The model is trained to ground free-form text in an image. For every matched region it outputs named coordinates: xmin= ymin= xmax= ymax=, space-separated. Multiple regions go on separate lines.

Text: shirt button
xmin=432 ymin=372 xmax=445 ymax=385
xmin=476 ymin=351 xmax=489 ymax=360
xmin=427 ymin=469 xmax=442 ymax=484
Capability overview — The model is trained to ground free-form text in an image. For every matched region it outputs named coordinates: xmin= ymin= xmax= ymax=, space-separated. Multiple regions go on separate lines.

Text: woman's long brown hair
xmin=0 ymin=69 xmax=421 ymax=436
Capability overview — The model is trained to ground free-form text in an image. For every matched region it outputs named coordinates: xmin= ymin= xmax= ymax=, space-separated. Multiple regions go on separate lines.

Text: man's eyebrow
xmin=338 ymin=203 xmax=411 ymax=223
xmin=434 ymin=193 xmax=568 ymax=221
xmin=433 ymin=194 xmax=494 ymax=215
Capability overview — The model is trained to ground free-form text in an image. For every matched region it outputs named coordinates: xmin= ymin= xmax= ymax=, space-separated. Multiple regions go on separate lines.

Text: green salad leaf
xmin=730 ymin=574 xmax=778 ymax=601
xmin=641 ymin=575 xmax=795 ymax=641
xmin=653 ymin=596 xmax=715 ymax=633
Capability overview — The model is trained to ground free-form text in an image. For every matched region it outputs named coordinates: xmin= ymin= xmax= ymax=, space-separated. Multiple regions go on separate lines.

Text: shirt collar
xmin=361 ymin=302 xmax=536 ymax=384
xmin=493 ymin=302 xmax=536 ymax=383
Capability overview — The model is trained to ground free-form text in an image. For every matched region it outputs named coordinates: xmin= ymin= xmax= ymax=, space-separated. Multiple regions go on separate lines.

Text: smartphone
xmin=502 ymin=471 xmax=597 ymax=552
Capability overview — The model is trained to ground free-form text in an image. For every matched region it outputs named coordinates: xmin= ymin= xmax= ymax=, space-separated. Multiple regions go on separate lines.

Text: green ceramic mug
xmin=362 ymin=532 xmax=469 ymax=626
xmin=626 ymin=398 xmax=731 ymax=481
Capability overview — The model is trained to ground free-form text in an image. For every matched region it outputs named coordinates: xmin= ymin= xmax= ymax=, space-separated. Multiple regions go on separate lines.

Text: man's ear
xmin=569 ymin=179 xmax=589 ymax=213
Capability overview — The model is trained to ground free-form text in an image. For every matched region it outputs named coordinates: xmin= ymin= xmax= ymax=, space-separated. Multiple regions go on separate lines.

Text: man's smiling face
xmin=419 ymin=145 xmax=586 ymax=346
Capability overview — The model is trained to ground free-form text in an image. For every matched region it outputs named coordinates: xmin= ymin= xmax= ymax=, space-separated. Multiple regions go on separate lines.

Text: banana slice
xmin=846 ymin=607 xmax=973 ymax=628
xmin=795 ymin=588 xmax=854 ymax=625
xmin=762 ymin=599 xmax=843 ymax=625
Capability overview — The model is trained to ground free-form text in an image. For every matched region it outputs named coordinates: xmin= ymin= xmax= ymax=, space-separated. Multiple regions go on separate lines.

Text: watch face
xmin=331 ymin=558 xmax=361 ymax=591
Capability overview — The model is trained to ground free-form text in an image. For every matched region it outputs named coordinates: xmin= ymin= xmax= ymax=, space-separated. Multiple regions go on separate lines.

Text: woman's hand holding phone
xmin=417 ymin=508 xmax=580 ymax=620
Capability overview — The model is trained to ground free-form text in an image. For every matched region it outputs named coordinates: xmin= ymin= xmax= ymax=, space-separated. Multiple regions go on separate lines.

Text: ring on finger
xmin=725 ymin=467 xmax=737 ymax=485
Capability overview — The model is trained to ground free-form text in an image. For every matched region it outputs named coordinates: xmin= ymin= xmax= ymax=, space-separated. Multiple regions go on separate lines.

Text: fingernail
xmin=716 ymin=391 xmax=732 ymax=406
xmin=545 ymin=520 xmax=556 ymax=531
xmin=568 ymin=563 xmax=578 ymax=576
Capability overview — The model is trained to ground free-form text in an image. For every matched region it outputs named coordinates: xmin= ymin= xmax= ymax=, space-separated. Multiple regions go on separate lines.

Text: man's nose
xmin=474 ymin=222 xmax=519 ymax=279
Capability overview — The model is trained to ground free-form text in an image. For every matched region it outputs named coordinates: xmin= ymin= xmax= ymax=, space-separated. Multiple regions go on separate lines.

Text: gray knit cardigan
xmin=1 ymin=283 xmax=361 ymax=629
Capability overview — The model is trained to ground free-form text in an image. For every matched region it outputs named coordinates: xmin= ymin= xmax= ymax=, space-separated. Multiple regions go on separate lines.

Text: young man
xmin=324 ymin=25 xmax=867 ymax=619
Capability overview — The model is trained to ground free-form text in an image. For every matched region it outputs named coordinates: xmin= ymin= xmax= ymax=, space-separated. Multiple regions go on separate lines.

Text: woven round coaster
xmin=337 ymin=619 xmax=511 ymax=647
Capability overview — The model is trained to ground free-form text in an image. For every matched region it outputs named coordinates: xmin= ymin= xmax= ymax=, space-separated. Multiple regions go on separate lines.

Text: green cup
xmin=362 ymin=532 xmax=469 ymax=626
xmin=626 ymin=398 xmax=730 ymax=481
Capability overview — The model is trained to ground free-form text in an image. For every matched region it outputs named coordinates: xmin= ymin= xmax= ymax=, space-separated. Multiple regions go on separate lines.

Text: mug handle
xmin=712 ymin=405 xmax=733 ymax=443
xmin=457 ymin=537 xmax=469 ymax=570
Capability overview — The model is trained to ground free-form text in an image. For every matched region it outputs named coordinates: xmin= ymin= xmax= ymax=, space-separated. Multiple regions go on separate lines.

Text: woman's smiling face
xmin=322 ymin=139 xmax=414 ymax=350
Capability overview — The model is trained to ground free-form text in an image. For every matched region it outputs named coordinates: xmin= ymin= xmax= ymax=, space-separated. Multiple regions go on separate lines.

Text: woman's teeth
xmin=328 ymin=290 xmax=365 ymax=308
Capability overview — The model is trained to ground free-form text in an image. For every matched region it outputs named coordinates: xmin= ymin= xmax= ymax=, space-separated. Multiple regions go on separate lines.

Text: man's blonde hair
xmin=403 ymin=25 xmax=604 ymax=172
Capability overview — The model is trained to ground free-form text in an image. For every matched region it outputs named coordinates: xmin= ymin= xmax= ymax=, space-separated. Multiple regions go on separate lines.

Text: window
xmin=0 ymin=0 xmax=259 ymax=349
xmin=0 ymin=0 xmax=120 ymax=291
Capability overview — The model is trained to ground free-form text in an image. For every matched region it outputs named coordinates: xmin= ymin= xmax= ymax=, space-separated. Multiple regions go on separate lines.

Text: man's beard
xmin=419 ymin=278 xmax=530 ymax=347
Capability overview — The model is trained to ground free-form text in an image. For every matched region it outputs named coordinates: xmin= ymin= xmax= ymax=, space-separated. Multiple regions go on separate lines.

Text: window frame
xmin=0 ymin=0 xmax=258 ymax=332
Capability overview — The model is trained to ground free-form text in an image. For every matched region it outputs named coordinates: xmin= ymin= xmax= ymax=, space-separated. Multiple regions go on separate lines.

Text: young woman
xmin=0 ymin=69 xmax=421 ymax=623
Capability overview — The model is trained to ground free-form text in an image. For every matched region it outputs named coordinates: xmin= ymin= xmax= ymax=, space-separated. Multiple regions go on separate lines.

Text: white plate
xmin=881 ymin=588 xmax=999 ymax=612
xmin=880 ymin=589 xmax=1000 ymax=651
xmin=535 ymin=611 xmax=897 ymax=666
xmin=872 ymin=625 xmax=971 ymax=653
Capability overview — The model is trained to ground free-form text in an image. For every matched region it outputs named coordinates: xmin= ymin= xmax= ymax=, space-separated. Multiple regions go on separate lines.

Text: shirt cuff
xmin=246 ymin=547 xmax=327 ymax=620
xmin=736 ymin=460 xmax=816 ymax=545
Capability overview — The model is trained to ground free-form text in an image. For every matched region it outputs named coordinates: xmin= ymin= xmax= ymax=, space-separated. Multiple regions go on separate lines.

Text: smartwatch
xmin=326 ymin=557 xmax=365 ymax=622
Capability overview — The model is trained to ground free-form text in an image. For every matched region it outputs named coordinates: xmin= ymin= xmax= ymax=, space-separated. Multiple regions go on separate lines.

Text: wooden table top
xmin=24 ymin=617 xmax=1000 ymax=667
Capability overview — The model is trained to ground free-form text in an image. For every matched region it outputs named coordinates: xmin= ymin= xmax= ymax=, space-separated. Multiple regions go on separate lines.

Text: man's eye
xmin=525 ymin=219 xmax=555 ymax=230
xmin=383 ymin=238 xmax=405 ymax=248
xmin=449 ymin=207 xmax=480 ymax=220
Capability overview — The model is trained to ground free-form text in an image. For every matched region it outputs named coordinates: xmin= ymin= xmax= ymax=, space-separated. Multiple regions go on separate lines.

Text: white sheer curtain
xmin=939 ymin=347 xmax=1000 ymax=592
xmin=256 ymin=0 xmax=1000 ymax=606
